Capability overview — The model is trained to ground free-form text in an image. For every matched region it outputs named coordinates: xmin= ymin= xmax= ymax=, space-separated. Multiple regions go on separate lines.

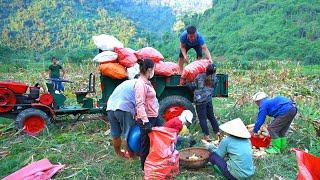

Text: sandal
xmin=120 ymin=150 xmax=135 ymax=159
xmin=202 ymin=135 xmax=212 ymax=142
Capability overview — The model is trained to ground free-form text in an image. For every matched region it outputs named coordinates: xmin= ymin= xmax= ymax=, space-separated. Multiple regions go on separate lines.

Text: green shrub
xmin=304 ymin=50 xmax=320 ymax=65
xmin=245 ymin=48 xmax=268 ymax=60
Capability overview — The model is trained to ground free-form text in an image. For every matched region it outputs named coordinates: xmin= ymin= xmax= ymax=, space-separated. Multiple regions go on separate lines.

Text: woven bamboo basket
xmin=179 ymin=147 xmax=210 ymax=169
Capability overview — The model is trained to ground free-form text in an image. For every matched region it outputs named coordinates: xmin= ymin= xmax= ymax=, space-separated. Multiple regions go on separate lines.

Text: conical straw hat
xmin=219 ymin=118 xmax=251 ymax=138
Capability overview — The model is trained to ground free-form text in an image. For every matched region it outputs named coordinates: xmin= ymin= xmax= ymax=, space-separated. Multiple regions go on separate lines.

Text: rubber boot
xmin=213 ymin=165 xmax=222 ymax=175
xmin=265 ymin=138 xmax=282 ymax=154
xmin=112 ymin=137 xmax=124 ymax=157
xmin=280 ymin=137 xmax=287 ymax=152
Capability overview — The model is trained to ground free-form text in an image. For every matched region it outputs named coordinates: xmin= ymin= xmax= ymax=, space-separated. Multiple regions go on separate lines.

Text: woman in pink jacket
xmin=134 ymin=59 xmax=162 ymax=171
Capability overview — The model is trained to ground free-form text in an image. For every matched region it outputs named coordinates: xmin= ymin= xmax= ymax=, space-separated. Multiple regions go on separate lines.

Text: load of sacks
xmin=180 ymin=59 xmax=212 ymax=83
xmin=92 ymin=34 xmax=180 ymax=79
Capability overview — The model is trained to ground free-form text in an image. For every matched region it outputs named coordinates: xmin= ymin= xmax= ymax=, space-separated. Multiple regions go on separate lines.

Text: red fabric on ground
xmin=292 ymin=148 xmax=320 ymax=180
xmin=3 ymin=158 xmax=64 ymax=180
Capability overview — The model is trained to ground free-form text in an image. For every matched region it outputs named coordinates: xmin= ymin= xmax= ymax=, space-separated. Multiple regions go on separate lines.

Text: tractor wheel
xmin=16 ymin=108 xmax=50 ymax=135
xmin=159 ymin=95 xmax=196 ymax=124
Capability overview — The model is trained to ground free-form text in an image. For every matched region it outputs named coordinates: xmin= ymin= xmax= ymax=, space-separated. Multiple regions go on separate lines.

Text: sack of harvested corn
xmin=99 ymin=63 xmax=128 ymax=79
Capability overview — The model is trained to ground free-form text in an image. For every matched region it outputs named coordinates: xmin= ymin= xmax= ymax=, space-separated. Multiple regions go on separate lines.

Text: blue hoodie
xmin=254 ymin=96 xmax=295 ymax=133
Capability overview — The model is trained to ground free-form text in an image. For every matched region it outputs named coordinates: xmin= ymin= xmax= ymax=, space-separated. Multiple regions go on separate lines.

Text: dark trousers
xmin=268 ymin=107 xmax=297 ymax=138
xmin=176 ymin=136 xmax=196 ymax=150
xmin=196 ymin=100 xmax=219 ymax=136
xmin=51 ymin=78 xmax=64 ymax=92
xmin=179 ymin=45 xmax=203 ymax=59
xmin=139 ymin=117 xmax=162 ymax=170
xmin=209 ymin=152 xmax=237 ymax=180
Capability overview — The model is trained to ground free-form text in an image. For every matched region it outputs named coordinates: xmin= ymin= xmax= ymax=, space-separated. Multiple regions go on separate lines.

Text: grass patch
xmin=0 ymin=61 xmax=319 ymax=179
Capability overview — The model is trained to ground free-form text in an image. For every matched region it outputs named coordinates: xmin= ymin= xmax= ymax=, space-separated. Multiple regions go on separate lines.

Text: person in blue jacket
xmin=178 ymin=25 xmax=212 ymax=73
xmin=252 ymin=92 xmax=297 ymax=154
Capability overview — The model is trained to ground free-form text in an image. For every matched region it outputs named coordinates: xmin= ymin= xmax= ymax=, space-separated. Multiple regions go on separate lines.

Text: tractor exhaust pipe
xmin=88 ymin=73 xmax=95 ymax=93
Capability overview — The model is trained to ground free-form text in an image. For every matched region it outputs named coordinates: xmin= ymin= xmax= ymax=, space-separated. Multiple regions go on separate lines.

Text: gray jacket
xmin=187 ymin=73 xmax=218 ymax=104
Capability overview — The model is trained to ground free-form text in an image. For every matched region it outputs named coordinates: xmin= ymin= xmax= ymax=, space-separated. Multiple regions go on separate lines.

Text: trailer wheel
xmin=159 ymin=95 xmax=196 ymax=123
xmin=16 ymin=108 xmax=50 ymax=135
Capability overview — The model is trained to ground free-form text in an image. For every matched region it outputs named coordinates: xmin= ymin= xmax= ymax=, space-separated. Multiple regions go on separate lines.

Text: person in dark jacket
xmin=187 ymin=63 xmax=220 ymax=141
xmin=252 ymin=92 xmax=297 ymax=154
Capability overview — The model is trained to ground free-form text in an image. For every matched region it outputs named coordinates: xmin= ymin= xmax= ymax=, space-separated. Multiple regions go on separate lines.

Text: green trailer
xmin=0 ymin=72 xmax=227 ymax=135
xmin=99 ymin=74 xmax=228 ymax=122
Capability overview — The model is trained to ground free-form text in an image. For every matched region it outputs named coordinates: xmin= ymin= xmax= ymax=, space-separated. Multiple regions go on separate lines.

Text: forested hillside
xmin=183 ymin=0 xmax=320 ymax=64
xmin=0 ymin=1 xmax=319 ymax=179
xmin=0 ymin=1 xmax=137 ymax=62
xmin=0 ymin=0 xmax=319 ymax=64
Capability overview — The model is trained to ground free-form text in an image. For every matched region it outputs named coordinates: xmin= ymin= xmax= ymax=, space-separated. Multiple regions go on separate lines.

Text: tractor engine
xmin=0 ymin=81 xmax=41 ymax=112
xmin=16 ymin=86 xmax=40 ymax=104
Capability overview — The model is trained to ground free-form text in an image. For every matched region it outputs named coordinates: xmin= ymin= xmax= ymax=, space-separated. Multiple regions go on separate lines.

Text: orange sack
xmin=144 ymin=127 xmax=180 ymax=180
xmin=135 ymin=47 xmax=164 ymax=63
xmin=155 ymin=61 xmax=179 ymax=76
xmin=181 ymin=59 xmax=212 ymax=82
xmin=99 ymin=63 xmax=128 ymax=79
xmin=115 ymin=47 xmax=137 ymax=68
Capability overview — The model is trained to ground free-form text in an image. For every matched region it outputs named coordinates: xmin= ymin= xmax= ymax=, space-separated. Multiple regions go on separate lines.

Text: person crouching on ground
xmin=187 ymin=63 xmax=220 ymax=141
xmin=164 ymin=110 xmax=193 ymax=133
xmin=106 ymin=77 xmax=139 ymax=159
xmin=252 ymin=92 xmax=297 ymax=154
xmin=203 ymin=118 xmax=255 ymax=180
xmin=164 ymin=110 xmax=196 ymax=149
xmin=134 ymin=59 xmax=163 ymax=171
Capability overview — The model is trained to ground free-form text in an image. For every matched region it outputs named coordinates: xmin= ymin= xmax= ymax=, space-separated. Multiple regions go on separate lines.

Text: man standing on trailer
xmin=178 ymin=25 xmax=212 ymax=73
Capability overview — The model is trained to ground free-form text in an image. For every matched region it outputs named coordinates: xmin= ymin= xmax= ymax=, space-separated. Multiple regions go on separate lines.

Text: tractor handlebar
xmin=46 ymin=78 xmax=73 ymax=83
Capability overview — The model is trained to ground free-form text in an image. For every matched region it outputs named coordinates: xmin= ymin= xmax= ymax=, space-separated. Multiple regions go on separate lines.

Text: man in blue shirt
xmin=178 ymin=25 xmax=212 ymax=73
xmin=252 ymin=92 xmax=297 ymax=154
xmin=106 ymin=78 xmax=138 ymax=159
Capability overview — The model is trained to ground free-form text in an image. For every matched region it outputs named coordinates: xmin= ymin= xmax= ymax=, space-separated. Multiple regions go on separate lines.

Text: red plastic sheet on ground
xmin=181 ymin=59 xmax=212 ymax=83
xmin=135 ymin=47 xmax=164 ymax=63
xmin=115 ymin=47 xmax=137 ymax=68
xmin=144 ymin=127 xmax=180 ymax=180
xmin=155 ymin=61 xmax=179 ymax=76
xmin=99 ymin=63 xmax=128 ymax=79
xmin=3 ymin=158 xmax=65 ymax=180
xmin=292 ymin=148 xmax=320 ymax=180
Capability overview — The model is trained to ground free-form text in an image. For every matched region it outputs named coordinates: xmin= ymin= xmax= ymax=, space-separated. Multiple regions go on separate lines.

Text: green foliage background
xmin=154 ymin=0 xmax=320 ymax=64
xmin=0 ymin=1 xmax=319 ymax=179
xmin=1 ymin=0 xmax=319 ymax=64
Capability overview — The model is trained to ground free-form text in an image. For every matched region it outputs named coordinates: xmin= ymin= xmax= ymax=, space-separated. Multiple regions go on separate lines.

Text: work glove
xmin=140 ymin=121 xmax=152 ymax=133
